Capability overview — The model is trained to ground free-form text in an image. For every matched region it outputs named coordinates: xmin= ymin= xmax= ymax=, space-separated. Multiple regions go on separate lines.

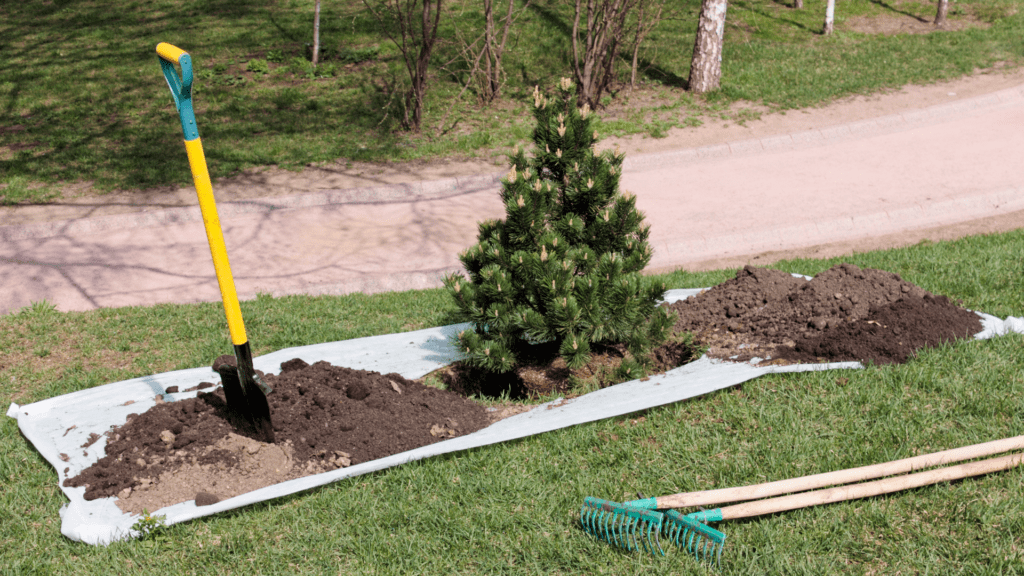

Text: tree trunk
xmin=410 ymin=0 xmax=442 ymax=131
xmin=571 ymin=0 xmax=635 ymax=108
xmin=823 ymin=0 xmax=835 ymax=34
xmin=934 ymin=0 xmax=949 ymax=26
xmin=688 ymin=0 xmax=728 ymax=94
xmin=794 ymin=0 xmax=802 ymax=8
xmin=490 ymin=0 xmax=518 ymax=100
xmin=312 ymin=0 xmax=321 ymax=67
xmin=629 ymin=0 xmax=663 ymax=90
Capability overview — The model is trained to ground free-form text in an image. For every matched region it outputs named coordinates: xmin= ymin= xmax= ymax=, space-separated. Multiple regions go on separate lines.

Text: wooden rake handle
xmin=717 ymin=451 xmax=1024 ymax=521
xmin=651 ymin=435 xmax=1024 ymax=509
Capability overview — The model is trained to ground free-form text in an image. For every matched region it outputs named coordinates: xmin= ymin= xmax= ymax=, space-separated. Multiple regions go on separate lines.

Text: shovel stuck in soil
xmin=157 ymin=43 xmax=274 ymax=443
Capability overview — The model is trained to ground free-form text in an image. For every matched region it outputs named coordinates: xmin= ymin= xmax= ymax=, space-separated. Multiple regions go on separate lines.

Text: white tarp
xmin=8 ymin=288 xmax=1024 ymax=545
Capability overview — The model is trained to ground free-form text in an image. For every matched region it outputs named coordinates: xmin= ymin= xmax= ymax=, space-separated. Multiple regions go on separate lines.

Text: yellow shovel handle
xmin=183 ymin=138 xmax=248 ymax=346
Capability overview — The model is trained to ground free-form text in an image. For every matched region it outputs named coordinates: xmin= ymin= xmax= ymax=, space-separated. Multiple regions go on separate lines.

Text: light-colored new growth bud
xmin=553 ymin=237 xmax=558 ymax=247
xmin=603 ymin=210 xmax=610 ymax=222
xmin=557 ymin=123 xmax=566 ymax=137
xmin=572 ymin=339 xmax=578 ymax=350
xmin=557 ymin=113 xmax=565 ymax=123
xmin=546 ymin=144 xmax=550 ymax=153
xmin=454 ymin=281 xmax=461 ymax=293
xmin=541 ymin=245 xmax=548 ymax=261
xmin=556 ymin=148 xmax=562 ymax=158
xmin=586 ymin=178 xmax=594 ymax=189
xmin=560 ymin=77 xmax=572 ymax=91
xmin=580 ymin=103 xmax=590 ymax=119
xmin=534 ymin=180 xmax=542 ymax=192
xmin=532 ymin=85 xmax=541 ymax=107
xmin=517 ymin=195 xmax=525 ymax=208
xmin=592 ymin=130 xmax=597 ymax=139
xmin=562 ymin=297 xmax=567 ymax=307
xmin=507 ymin=165 xmax=517 ymax=183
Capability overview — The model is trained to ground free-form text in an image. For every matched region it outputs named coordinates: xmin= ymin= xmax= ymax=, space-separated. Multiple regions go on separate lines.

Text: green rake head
xmin=665 ymin=510 xmax=727 ymax=566
xmin=580 ymin=497 xmax=728 ymax=566
xmin=580 ymin=497 xmax=665 ymax=555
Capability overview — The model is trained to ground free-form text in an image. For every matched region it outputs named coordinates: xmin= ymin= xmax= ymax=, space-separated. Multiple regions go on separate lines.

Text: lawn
xmin=1 ymin=0 xmax=1023 ymax=201
xmin=2 ymin=229 xmax=1022 ymax=574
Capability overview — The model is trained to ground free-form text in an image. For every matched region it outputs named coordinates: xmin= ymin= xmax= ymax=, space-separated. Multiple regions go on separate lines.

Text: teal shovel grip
xmin=156 ymin=43 xmax=199 ymax=141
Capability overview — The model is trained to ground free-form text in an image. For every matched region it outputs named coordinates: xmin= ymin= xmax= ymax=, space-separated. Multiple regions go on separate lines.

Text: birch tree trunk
xmin=312 ymin=0 xmax=321 ymax=67
xmin=688 ymin=0 xmax=728 ymax=94
xmin=823 ymin=0 xmax=835 ymax=34
xmin=934 ymin=0 xmax=949 ymax=26
xmin=794 ymin=0 xmax=802 ymax=8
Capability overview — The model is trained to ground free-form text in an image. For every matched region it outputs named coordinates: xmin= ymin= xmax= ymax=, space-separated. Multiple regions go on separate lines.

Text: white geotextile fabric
xmin=8 ymin=287 xmax=1024 ymax=546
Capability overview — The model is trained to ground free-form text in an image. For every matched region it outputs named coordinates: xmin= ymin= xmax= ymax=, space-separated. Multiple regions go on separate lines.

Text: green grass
xmin=2 ymin=229 xmax=1023 ymax=573
xmin=2 ymin=0 xmax=1023 ymax=202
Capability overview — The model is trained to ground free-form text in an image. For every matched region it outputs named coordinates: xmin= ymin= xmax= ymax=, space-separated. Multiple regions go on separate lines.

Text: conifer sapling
xmin=443 ymin=78 xmax=675 ymax=374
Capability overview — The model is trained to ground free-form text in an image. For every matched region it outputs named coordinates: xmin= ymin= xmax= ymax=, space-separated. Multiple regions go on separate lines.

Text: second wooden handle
xmin=658 ymin=435 xmax=1024 ymax=509
xmin=719 ymin=452 xmax=1024 ymax=520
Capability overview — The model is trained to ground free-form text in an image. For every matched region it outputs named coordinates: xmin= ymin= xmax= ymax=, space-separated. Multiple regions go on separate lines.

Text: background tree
xmin=688 ymin=0 xmax=728 ymax=94
xmin=443 ymin=78 xmax=675 ymax=374
xmin=456 ymin=0 xmax=532 ymax=103
xmin=627 ymin=0 xmax=664 ymax=90
xmin=312 ymin=0 xmax=322 ymax=67
xmin=934 ymin=0 xmax=949 ymax=26
xmin=570 ymin=0 xmax=639 ymax=108
xmin=364 ymin=0 xmax=444 ymax=131
xmin=823 ymin=0 xmax=835 ymax=34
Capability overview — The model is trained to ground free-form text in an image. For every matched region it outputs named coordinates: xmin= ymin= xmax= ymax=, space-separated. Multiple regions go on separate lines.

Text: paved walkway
xmin=2 ymin=83 xmax=1023 ymax=315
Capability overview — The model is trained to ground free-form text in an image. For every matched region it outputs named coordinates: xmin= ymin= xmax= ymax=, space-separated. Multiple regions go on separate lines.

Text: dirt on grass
xmin=63 ymin=263 xmax=982 ymax=516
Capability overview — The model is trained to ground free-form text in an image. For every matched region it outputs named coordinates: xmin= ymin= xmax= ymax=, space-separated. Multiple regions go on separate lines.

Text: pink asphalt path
xmin=2 ymin=83 xmax=1023 ymax=315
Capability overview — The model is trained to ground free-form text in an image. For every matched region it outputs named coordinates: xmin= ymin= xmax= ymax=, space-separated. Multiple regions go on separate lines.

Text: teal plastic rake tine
xmin=580 ymin=497 xmax=666 ymax=555
xmin=664 ymin=510 xmax=727 ymax=566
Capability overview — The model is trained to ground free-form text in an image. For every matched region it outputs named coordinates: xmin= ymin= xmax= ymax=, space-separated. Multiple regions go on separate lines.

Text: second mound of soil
xmin=665 ymin=263 xmax=982 ymax=365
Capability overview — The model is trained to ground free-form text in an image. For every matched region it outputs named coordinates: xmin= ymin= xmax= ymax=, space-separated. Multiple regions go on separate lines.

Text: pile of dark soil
xmin=65 ymin=357 xmax=490 ymax=514
xmin=665 ymin=263 xmax=982 ymax=365
xmin=63 ymin=263 xmax=983 ymax=515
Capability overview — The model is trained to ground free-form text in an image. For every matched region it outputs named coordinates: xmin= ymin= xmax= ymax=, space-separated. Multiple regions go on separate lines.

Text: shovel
xmin=156 ymin=42 xmax=274 ymax=443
